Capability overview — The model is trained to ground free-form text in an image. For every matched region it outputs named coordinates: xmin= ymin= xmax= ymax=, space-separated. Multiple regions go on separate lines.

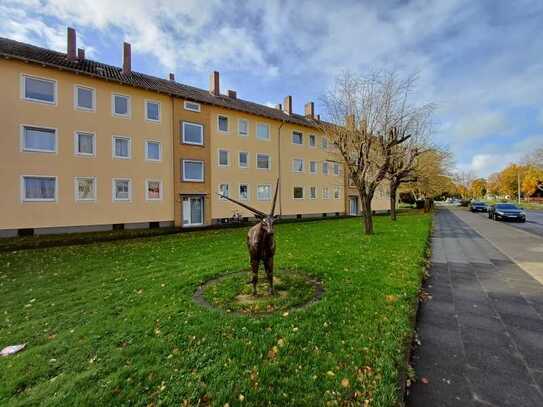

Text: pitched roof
xmin=0 ymin=37 xmax=318 ymax=128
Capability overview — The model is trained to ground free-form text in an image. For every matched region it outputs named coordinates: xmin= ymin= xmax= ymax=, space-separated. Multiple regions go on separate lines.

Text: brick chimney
xmin=283 ymin=95 xmax=292 ymax=115
xmin=77 ymin=48 xmax=85 ymax=60
xmin=67 ymin=27 xmax=77 ymax=61
xmin=316 ymin=114 xmax=321 ymax=121
xmin=276 ymin=103 xmax=283 ymax=111
xmin=122 ymin=42 xmax=131 ymax=75
xmin=304 ymin=101 xmax=314 ymax=119
xmin=227 ymin=90 xmax=237 ymax=99
xmin=169 ymin=73 xmax=175 ymax=81
xmin=209 ymin=71 xmax=220 ymax=96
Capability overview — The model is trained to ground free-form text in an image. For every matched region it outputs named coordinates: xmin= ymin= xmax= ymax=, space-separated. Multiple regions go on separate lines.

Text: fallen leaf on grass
xmin=341 ymin=378 xmax=350 ymax=388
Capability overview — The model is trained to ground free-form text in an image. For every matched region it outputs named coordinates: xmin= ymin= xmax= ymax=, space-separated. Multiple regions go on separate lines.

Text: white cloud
xmin=451 ymin=111 xmax=511 ymax=141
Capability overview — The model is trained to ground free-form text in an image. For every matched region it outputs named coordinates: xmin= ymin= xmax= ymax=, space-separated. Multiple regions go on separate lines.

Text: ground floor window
xmin=75 ymin=177 xmax=96 ymax=201
xmin=113 ymin=178 xmax=131 ymax=201
xmin=239 ymin=184 xmax=249 ymax=200
xmin=257 ymin=184 xmax=272 ymax=200
xmin=309 ymin=186 xmax=317 ymax=199
xmin=218 ymin=184 xmax=229 ymax=198
xmin=146 ymin=180 xmax=162 ymax=200
xmin=293 ymin=186 xmax=304 ymax=199
xmin=22 ymin=176 xmax=57 ymax=201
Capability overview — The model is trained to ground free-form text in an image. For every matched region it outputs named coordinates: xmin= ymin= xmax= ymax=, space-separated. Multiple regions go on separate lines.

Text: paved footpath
xmin=408 ymin=209 xmax=543 ymax=406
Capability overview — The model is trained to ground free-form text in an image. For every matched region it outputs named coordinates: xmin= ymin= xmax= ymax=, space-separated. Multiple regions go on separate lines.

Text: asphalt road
xmin=407 ymin=209 xmax=543 ymax=406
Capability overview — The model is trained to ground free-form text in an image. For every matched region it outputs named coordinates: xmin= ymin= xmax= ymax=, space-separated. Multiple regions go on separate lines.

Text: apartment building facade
xmin=0 ymin=28 xmax=389 ymax=236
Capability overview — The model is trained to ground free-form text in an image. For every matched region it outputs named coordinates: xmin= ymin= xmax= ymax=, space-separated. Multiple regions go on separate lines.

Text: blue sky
xmin=2 ymin=0 xmax=542 ymax=177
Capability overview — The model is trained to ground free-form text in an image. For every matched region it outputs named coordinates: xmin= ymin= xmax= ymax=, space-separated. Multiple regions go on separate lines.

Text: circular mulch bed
xmin=193 ymin=269 xmax=324 ymax=316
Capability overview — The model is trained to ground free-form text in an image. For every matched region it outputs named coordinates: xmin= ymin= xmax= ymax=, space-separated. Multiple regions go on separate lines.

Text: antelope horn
xmin=270 ymin=178 xmax=280 ymax=216
xmin=217 ymin=194 xmax=267 ymax=218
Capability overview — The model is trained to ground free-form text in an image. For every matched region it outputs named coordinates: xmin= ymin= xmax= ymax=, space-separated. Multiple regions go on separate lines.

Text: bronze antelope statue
xmin=218 ymin=180 xmax=280 ymax=296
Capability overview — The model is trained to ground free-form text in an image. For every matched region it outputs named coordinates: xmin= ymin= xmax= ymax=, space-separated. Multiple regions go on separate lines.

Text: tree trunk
xmin=359 ymin=191 xmax=374 ymax=235
xmin=390 ymin=182 xmax=398 ymax=221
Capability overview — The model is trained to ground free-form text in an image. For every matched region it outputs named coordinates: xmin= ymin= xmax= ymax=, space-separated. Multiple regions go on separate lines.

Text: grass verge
xmin=0 ymin=212 xmax=431 ymax=406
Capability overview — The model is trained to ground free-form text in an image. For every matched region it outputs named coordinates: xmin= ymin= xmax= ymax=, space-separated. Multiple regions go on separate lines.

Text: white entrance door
xmin=183 ymin=196 xmax=204 ymax=226
xmin=349 ymin=197 xmax=359 ymax=215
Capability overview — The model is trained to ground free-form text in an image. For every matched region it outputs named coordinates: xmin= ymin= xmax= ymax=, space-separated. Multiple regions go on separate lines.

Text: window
xmin=182 ymin=122 xmax=204 ymax=145
xmin=310 ymin=161 xmax=317 ymax=174
xmin=239 ymin=151 xmax=249 ymax=168
xmin=309 ymin=135 xmax=316 ymax=147
xmin=322 ymin=137 xmax=329 ymax=149
xmin=292 ymin=158 xmax=304 ymax=173
xmin=334 ymin=162 xmax=341 ymax=176
xmin=292 ymin=131 xmax=303 ymax=145
xmin=22 ymin=126 xmax=56 ymax=153
xmin=22 ymin=176 xmax=57 ymax=202
xmin=239 ymin=119 xmax=249 ymax=136
xmin=293 ymin=186 xmax=304 ymax=199
xmin=323 ymin=187 xmax=330 ymax=200
xmin=182 ymin=160 xmax=204 ymax=182
xmin=145 ymin=100 xmax=161 ymax=122
xmin=113 ymin=178 xmax=131 ymax=201
xmin=218 ymin=149 xmax=229 ymax=167
xmin=218 ymin=115 xmax=229 ymax=132
xmin=323 ymin=161 xmax=329 ymax=175
xmin=256 ymin=123 xmax=270 ymax=140
xmin=218 ymin=184 xmax=229 ymax=199
xmin=22 ymin=75 xmax=56 ymax=104
xmin=74 ymin=131 xmax=95 ymax=156
xmin=257 ymin=184 xmax=272 ymax=201
xmin=146 ymin=180 xmax=162 ymax=200
xmin=184 ymin=101 xmax=201 ymax=112
xmin=145 ymin=140 xmax=161 ymax=161
xmin=112 ymin=136 xmax=131 ymax=159
xmin=74 ymin=85 xmax=95 ymax=111
xmin=334 ymin=187 xmax=341 ymax=199
xmin=239 ymin=184 xmax=249 ymax=200
xmin=256 ymin=154 xmax=271 ymax=170
xmin=75 ymin=177 xmax=96 ymax=201
xmin=112 ymin=94 xmax=130 ymax=117
xmin=309 ymin=186 xmax=317 ymax=199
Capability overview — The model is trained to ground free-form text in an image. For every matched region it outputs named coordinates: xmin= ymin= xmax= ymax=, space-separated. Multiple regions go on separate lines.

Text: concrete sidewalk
xmin=452 ymin=209 xmax=543 ymax=284
xmin=407 ymin=209 xmax=543 ymax=406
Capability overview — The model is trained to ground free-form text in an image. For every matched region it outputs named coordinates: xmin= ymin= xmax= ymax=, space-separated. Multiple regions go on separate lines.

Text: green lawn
xmin=0 ymin=213 xmax=431 ymax=406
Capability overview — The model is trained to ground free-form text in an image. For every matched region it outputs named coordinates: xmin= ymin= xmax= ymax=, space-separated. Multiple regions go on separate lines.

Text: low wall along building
xmin=0 ymin=28 xmax=390 ymax=237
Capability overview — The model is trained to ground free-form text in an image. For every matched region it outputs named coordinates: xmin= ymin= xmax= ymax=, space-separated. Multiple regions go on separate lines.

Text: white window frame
xmin=334 ymin=186 xmax=341 ymax=200
xmin=74 ymin=131 xmax=96 ymax=157
xmin=145 ymin=179 xmax=163 ymax=201
xmin=218 ymin=183 xmax=230 ymax=199
xmin=218 ymin=149 xmax=230 ymax=167
xmin=256 ymin=153 xmax=271 ymax=170
xmin=184 ymin=100 xmax=201 ymax=112
xmin=21 ymin=175 xmax=58 ymax=202
xmin=74 ymin=176 xmax=97 ymax=202
xmin=144 ymin=99 xmax=161 ymax=123
xmin=292 ymin=158 xmax=304 ymax=173
xmin=309 ymin=134 xmax=317 ymax=148
xmin=145 ymin=140 xmax=162 ymax=162
xmin=292 ymin=131 xmax=303 ymax=145
xmin=323 ymin=187 xmax=330 ymax=200
xmin=20 ymin=124 xmax=58 ymax=154
xmin=112 ymin=136 xmax=132 ymax=159
xmin=239 ymin=183 xmax=249 ymax=201
xmin=257 ymin=184 xmax=272 ymax=201
xmin=182 ymin=121 xmax=204 ymax=146
xmin=182 ymin=160 xmax=205 ymax=182
xmin=322 ymin=137 xmax=329 ymax=149
xmin=256 ymin=123 xmax=270 ymax=141
xmin=74 ymin=84 xmax=96 ymax=112
xmin=334 ymin=162 xmax=341 ymax=176
xmin=239 ymin=151 xmax=249 ymax=168
xmin=323 ymin=161 xmax=329 ymax=175
xmin=21 ymin=74 xmax=57 ymax=105
xmin=112 ymin=178 xmax=132 ymax=202
xmin=293 ymin=186 xmax=304 ymax=200
xmin=309 ymin=186 xmax=317 ymax=200
xmin=238 ymin=119 xmax=249 ymax=137
xmin=309 ymin=160 xmax=317 ymax=174
xmin=111 ymin=93 xmax=131 ymax=118
xmin=217 ymin=114 xmax=230 ymax=133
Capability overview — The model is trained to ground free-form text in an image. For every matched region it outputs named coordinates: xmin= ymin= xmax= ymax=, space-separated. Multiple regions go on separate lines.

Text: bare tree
xmin=386 ymin=108 xmax=433 ymax=220
xmin=317 ymin=70 xmax=433 ymax=234
xmin=525 ymin=146 xmax=543 ymax=168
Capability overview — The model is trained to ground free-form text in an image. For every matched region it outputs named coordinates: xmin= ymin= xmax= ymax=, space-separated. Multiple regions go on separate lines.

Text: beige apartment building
xmin=0 ymin=28 xmax=390 ymax=236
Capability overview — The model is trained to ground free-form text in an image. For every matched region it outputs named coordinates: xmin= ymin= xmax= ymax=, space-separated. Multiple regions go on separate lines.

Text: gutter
xmin=278 ymin=119 xmax=286 ymax=217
